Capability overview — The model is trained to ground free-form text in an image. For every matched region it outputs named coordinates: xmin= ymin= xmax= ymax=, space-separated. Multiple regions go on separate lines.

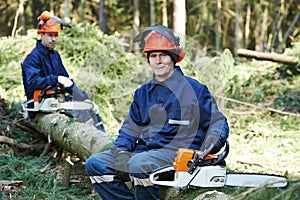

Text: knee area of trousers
xmin=85 ymin=156 xmax=95 ymax=173
xmin=85 ymin=156 xmax=105 ymax=175
xmin=127 ymin=157 xmax=146 ymax=172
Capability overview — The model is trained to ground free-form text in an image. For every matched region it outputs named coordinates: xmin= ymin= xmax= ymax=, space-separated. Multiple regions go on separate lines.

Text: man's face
xmin=41 ymin=32 xmax=59 ymax=50
xmin=148 ymin=51 xmax=174 ymax=82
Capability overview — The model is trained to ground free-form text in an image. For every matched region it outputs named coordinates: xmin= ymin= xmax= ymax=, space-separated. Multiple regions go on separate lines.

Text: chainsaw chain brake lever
xmin=188 ymin=144 xmax=214 ymax=174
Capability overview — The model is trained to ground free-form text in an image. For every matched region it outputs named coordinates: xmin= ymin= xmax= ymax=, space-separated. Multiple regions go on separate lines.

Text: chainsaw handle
xmin=188 ymin=143 xmax=214 ymax=174
xmin=213 ymin=140 xmax=229 ymax=165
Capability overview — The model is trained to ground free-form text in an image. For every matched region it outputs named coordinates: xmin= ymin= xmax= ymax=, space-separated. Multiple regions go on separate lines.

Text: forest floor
xmin=1 ymin=99 xmax=300 ymax=200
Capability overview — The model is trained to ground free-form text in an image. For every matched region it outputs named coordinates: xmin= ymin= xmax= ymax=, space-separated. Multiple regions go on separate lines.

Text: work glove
xmin=58 ymin=76 xmax=73 ymax=88
xmin=115 ymin=151 xmax=131 ymax=181
xmin=203 ymin=134 xmax=222 ymax=154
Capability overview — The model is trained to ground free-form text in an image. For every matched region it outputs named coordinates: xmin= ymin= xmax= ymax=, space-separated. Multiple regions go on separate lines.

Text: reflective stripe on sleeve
xmin=89 ymin=175 xmax=115 ymax=184
xmin=131 ymin=176 xmax=154 ymax=187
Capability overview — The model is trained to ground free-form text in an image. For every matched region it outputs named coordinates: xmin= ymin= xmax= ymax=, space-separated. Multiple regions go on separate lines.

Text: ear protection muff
xmin=37 ymin=10 xmax=51 ymax=29
xmin=177 ymin=49 xmax=186 ymax=63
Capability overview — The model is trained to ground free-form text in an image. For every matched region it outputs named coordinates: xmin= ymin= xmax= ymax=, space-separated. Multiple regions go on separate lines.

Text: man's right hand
xmin=58 ymin=76 xmax=73 ymax=88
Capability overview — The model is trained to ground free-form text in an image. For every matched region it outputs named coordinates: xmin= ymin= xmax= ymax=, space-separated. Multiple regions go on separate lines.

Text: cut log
xmin=0 ymin=180 xmax=25 ymax=192
xmin=237 ymin=48 xmax=299 ymax=65
xmin=20 ymin=113 xmax=114 ymax=161
xmin=0 ymin=135 xmax=31 ymax=148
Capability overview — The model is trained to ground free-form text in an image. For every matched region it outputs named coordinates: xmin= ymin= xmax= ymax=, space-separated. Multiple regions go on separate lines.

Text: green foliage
xmin=0 ymin=22 xmax=300 ymax=200
xmin=0 ymin=31 xmax=36 ymax=101
xmin=0 ymin=154 xmax=96 ymax=200
xmin=56 ymin=21 xmax=151 ymax=133
xmin=0 ymin=22 xmax=151 ymax=134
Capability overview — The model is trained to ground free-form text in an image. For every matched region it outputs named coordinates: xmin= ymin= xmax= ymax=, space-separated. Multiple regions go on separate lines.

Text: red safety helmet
xmin=134 ymin=25 xmax=185 ymax=63
xmin=37 ymin=10 xmax=71 ymax=34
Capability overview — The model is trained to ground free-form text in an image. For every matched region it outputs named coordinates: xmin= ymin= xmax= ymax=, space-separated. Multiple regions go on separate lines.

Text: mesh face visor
xmin=133 ymin=25 xmax=185 ymax=63
xmin=37 ymin=14 xmax=71 ymax=34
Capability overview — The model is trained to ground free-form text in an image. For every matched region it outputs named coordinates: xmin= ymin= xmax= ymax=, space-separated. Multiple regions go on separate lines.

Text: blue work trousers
xmin=85 ymin=148 xmax=176 ymax=200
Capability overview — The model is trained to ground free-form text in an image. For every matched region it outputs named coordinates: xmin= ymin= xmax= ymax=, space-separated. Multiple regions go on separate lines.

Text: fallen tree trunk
xmin=20 ymin=113 xmax=114 ymax=161
xmin=237 ymin=48 xmax=299 ymax=65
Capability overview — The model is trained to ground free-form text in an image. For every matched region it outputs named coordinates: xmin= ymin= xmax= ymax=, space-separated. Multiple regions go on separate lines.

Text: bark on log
xmin=21 ymin=113 xmax=114 ymax=161
xmin=237 ymin=48 xmax=299 ymax=65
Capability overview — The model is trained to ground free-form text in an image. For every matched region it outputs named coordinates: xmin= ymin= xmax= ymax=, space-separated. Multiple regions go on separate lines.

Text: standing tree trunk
xmin=273 ymin=0 xmax=282 ymax=52
xmin=133 ymin=0 xmax=140 ymax=39
xmin=279 ymin=10 xmax=300 ymax=52
xmin=215 ymin=0 xmax=221 ymax=52
xmin=11 ymin=0 xmax=25 ymax=37
xmin=99 ymin=0 xmax=107 ymax=33
xmin=244 ymin=1 xmax=251 ymax=48
xmin=133 ymin=0 xmax=140 ymax=30
xmin=150 ymin=0 xmax=156 ymax=25
xmin=234 ymin=0 xmax=243 ymax=58
xmin=64 ymin=0 xmax=69 ymax=18
xmin=173 ymin=0 xmax=186 ymax=36
xmin=259 ymin=2 xmax=269 ymax=52
xmin=162 ymin=0 xmax=168 ymax=27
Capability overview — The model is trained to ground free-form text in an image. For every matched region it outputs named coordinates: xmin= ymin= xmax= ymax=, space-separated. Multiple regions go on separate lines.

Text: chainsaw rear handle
xmin=188 ymin=140 xmax=229 ymax=174
xmin=214 ymin=140 xmax=229 ymax=164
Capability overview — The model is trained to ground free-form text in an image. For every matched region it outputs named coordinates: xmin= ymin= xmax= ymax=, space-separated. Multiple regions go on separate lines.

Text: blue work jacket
xmin=21 ymin=40 xmax=87 ymax=118
xmin=114 ymin=66 xmax=229 ymax=153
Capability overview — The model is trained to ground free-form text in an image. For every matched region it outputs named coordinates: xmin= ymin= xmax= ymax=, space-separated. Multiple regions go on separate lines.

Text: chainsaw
xmin=22 ymin=84 xmax=94 ymax=112
xmin=149 ymin=141 xmax=288 ymax=188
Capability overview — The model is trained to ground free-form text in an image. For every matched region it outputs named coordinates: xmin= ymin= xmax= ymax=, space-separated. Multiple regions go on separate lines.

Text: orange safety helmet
xmin=143 ymin=31 xmax=180 ymax=52
xmin=134 ymin=25 xmax=185 ymax=63
xmin=37 ymin=10 xmax=71 ymax=34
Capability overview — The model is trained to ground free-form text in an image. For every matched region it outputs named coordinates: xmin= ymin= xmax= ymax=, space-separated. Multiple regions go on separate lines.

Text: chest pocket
xmin=167 ymin=103 xmax=198 ymax=127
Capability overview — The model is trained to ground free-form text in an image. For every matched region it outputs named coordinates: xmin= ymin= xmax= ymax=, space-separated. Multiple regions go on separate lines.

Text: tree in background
xmin=173 ymin=0 xmax=186 ymax=36
xmin=99 ymin=0 xmax=107 ymax=33
xmin=1 ymin=0 xmax=299 ymax=56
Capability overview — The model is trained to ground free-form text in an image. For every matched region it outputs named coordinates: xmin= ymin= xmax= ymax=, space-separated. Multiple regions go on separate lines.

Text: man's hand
xmin=203 ymin=134 xmax=222 ymax=154
xmin=58 ymin=76 xmax=73 ymax=88
xmin=115 ymin=151 xmax=131 ymax=181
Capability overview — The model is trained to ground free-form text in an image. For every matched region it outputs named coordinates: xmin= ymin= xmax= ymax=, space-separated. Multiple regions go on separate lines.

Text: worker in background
xmin=21 ymin=10 xmax=105 ymax=132
xmin=85 ymin=24 xmax=229 ymax=199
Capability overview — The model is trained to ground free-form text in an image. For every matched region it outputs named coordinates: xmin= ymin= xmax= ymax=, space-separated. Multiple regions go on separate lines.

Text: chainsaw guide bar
xmin=149 ymin=141 xmax=288 ymax=188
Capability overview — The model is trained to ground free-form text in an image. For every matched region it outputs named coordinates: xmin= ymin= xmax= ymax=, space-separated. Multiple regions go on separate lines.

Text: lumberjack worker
xmin=85 ymin=25 xmax=229 ymax=199
xmin=21 ymin=10 xmax=105 ymax=132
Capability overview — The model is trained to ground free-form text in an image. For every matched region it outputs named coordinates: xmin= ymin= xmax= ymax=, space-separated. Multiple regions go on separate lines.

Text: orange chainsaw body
xmin=33 ymin=90 xmax=55 ymax=102
xmin=173 ymin=148 xmax=217 ymax=172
